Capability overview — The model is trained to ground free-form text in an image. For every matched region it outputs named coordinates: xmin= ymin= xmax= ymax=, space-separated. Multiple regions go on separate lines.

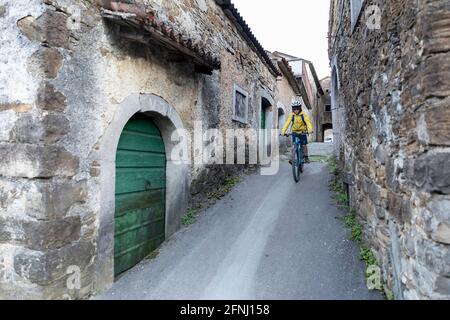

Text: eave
xmin=101 ymin=2 xmax=221 ymax=75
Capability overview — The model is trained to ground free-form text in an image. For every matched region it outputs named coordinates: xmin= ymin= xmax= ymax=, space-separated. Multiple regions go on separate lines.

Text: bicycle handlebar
xmin=282 ymin=132 xmax=314 ymax=136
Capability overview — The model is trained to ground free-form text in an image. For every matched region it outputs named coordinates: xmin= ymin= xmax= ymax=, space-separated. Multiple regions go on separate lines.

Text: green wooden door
xmin=114 ymin=114 xmax=166 ymax=276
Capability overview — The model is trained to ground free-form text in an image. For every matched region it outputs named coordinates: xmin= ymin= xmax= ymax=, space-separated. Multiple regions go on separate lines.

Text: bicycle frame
xmin=292 ymin=135 xmax=305 ymax=167
xmin=286 ymin=133 xmax=306 ymax=182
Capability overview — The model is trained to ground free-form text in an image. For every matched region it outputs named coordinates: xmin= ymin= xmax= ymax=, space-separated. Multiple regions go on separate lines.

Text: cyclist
xmin=281 ymin=101 xmax=313 ymax=163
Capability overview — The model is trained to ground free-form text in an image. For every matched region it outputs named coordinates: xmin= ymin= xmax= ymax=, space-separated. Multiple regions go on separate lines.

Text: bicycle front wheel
xmin=299 ymin=145 xmax=304 ymax=173
xmin=292 ymin=145 xmax=300 ymax=183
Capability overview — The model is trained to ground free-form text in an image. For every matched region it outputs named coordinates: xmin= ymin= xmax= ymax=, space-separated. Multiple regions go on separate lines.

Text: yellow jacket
xmin=281 ymin=112 xmax=313 ymax=135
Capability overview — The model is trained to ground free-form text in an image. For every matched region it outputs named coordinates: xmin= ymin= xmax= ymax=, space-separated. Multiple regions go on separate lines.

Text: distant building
xmin=318 ymin=77 xmax=333 ymax=143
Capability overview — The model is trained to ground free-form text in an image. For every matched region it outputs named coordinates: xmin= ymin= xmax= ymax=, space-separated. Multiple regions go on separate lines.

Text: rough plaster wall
xmin=329 ymin=0 xmax=450 ymax=299
xmin=277 ymin=77 xmax=295 ymax=118
xmin=0 ymin=0 xmax=47 ymax=299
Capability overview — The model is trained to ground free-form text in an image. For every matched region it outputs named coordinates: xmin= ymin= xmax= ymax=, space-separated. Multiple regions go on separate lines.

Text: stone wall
xmin=329 ymin=0 xmax=450 ymax=299
xmin=0 ymin=0 xmax=278 ymax=299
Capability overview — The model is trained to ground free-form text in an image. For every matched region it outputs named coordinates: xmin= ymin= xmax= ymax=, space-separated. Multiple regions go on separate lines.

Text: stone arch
xmin=95 ymin=93 xmax=189 ymax=291
xmin=259 ymin=90 xmax=274 ymax=132
xmin=322 ymin=123 xmax=333 ymax=142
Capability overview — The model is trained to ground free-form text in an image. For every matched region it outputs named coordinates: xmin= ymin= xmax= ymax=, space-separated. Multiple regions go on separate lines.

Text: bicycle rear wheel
xmin=292 ymin=145 xmax=300 ymax=183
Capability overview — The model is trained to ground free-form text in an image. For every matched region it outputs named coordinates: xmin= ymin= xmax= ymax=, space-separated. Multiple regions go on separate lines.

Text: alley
xmin=97 ymin=144 xmax=382 ymax=300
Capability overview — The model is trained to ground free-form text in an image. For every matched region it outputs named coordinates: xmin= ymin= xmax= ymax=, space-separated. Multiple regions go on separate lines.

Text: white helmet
xmin=292 ymin=100 xmax=302 ymax=109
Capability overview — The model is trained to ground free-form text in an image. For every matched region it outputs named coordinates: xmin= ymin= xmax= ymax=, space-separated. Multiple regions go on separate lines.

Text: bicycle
xmin=285 ymin=132 xmax=310 ymax=183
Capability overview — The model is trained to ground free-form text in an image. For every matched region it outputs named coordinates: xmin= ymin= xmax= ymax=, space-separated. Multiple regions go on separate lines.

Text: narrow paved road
xmin=97 ymin=144 xmax=383 ymax=300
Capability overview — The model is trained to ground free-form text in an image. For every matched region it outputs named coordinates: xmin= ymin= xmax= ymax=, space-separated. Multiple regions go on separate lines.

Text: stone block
xmin=434 ymin=276 xmax=450 ymax=296
xmin=0 ymin=144 xmax=79 ymax=178
xmin=424 ymin=98 xmax=450 ymax=146
xmin=341 ymin=171 xmax=355 ymax=185
xmin=41 ymin=181 xmax=87 ymax=220
xmin=17 ymin=16 xmax=44 ymax=43
xmin=387 ymin=191 xmax=411 ymax=224
xmin=376 ymin=206 xmax=386 ymax=220
xmin=18 ymin=11 xmax=72 ymax=49
xmin=375 ymin=144 xmax=387 ymax=165
xmin=421 ymin=4 xmax=450 ymax=54
xmin=14 ymin=241 xmax=95 ymax=286
xmin=431 ymin=223 xmax=450 ymax=245
xmin=10 ymin=115 xmax=41 ymax=143
xmin=38 ymin=11 xmax=71 ymax=49
xmin=36 ymin=82 xmax=66 ymax=112
xmin=0 ymin=178 xmax=86 ymax=221
xmin=0 ymin=217 xmax=81 ymax=251
xmin=413 ymin=152 xmax=450 ymax=194
xmin=0 ymin=103 xmax=33 ymax=113
xmin=42 ymin=114 xmax=70 ymax=144
xmin=386 ymin=157 xmax=402 ymax=192
xmin=421 ymin=53 xmax=450 ymax=98
xmin=417 ymin=239 xmax=450 ymax=277
xmin=23 ymin=218 xmax=81 ymax=251
xmin=27 ymin=47 xmax=63 ymax=79
xmin=426 ymin=196 xmax=450 ymax=245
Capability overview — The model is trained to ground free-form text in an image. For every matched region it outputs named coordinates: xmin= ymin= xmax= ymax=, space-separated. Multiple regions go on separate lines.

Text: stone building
xmin=0 ymin=0 xmax=282 ymax=299
xmin=268 ymin=53 xmax=303 ymax=152
xmin=271 ymin=52 xmax=324 ymax=140
xmin=329 ymin=0 xmax=450 ymax=299
xmin=318 ymin=77 xmax=333 ymax=143
xmin=272 ymin=52 xmax=326 ymax=142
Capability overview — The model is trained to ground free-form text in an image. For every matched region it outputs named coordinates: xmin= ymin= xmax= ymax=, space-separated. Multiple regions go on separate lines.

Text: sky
xmin=231 ymin=0 xmax=331 ymax=79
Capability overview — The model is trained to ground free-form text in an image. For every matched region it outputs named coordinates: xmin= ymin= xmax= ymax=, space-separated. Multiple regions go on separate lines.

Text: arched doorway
xmin=260 ymin=95 xmax=273 ymax=160
xmin=277 ymin=106 xmax=285 ymax=130
xmin=114 ymin=113 xmax=166 ymax=275
xmin=322 ymin=123 xmax=333 ymax=143
xmin=261 ymin=97 xmax=272 ymax=131
xmin=277 ymin=103 xmax=289 ymax=153
xmin=96 ymin=94 xmax=189 ymax=289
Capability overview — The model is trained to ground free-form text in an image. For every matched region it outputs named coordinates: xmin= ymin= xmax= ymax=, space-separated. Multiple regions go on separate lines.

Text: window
xmin=350 ymin=0 xmax=365 ymax=32
xmin=232 ymin=84 xmax=249 ymax=123
xmin=325 ymin=105 xmax=331 ymax=112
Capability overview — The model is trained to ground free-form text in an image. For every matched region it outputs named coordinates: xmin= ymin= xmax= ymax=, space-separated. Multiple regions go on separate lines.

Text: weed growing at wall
xmin=182 ymin=207 xmax=201 ymax=226
xmin=326 ymin=155 xmax=339 ymax=176
xmin=327 ymin=155 xmax=393 ymax=299
xmin=209 ymin=176 xmax=243 ymax=201
xmin=182 ymin=174 xmax=243 ymax=227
